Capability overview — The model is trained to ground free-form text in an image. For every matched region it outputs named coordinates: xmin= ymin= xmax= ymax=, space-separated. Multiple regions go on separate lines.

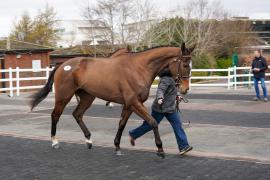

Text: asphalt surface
xmin=35 ymin=104 xmax=270 ymax=128
xmin=1 ymin=135 xmax=269 ymax=180
xmin=0 ymin=93 xmax=256 ymax=106
xmin=156 ymin=93 xmax=255 ymax=101
xmin=1 ymin=89 xmax=270 ymax=180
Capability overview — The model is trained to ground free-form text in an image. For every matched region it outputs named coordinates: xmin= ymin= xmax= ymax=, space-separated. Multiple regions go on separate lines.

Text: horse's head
xmin=168 ymin=43 xmax=195 ymax=95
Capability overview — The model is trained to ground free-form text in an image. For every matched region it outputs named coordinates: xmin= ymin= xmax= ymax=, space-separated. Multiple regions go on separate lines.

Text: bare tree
xmin=171 ymin=0 xmax=227 ymax=55
xmin=82 ymin=0 xmax=136 ymax=51
xmin=118 ymin=0 xmax=136 ymax=45
xmin=154 ymin=0 xmax=257 ymax=58
xmin=83 ymin=0 xmax=116 ymax=46
xmin=124 ymin=0 xmax=159 ymax=50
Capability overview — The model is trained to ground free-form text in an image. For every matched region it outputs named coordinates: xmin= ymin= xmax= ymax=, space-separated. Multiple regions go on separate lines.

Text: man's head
xmin=158 ymin=67 xmax=172 ymax=77
xmin=254 ymin=49 xmax=262 ymax=58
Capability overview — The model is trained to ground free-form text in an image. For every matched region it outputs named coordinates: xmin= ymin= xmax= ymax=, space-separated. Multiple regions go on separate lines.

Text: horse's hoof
xmin=108 ymin=102 xmax=114 ymax=108
xmin=52 ymin=143 xmax=59 ymax=149
xmin=51 ymin=137 xmax=59 ymax=149
xmin=86 ymin=142 xmax=92 ymax=149
xmin=115 ymin=150 xmax=124 ymax=156
xmin=85 ymin=138 xmax=93 ymax=149
xmin=156 ymin=151 xmax=165 ymax=159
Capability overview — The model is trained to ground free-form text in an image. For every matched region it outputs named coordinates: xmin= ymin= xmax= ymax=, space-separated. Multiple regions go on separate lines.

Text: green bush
xmin=216 ymin=58 xmax=232 ymax=69
xmin=216 ymin=58 xmax=232 ymax=75
xmin=192 ymin=53 xmax=217 ymax=69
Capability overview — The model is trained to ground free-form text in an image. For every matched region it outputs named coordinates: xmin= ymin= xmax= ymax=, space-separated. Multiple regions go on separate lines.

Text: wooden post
xmin=233 ymin=66 xmax=237 ymax=90
xmin=16 ymin=67 xmax=20 ymax=96
xmin=227 ymin=67 xmax=231 ymax=90
xmin=8 ymin=67 xmax=13 ymax=97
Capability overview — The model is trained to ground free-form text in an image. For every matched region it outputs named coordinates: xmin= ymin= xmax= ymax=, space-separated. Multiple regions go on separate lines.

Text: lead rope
xmin=176 ymin=96 xmax=190 ymax=129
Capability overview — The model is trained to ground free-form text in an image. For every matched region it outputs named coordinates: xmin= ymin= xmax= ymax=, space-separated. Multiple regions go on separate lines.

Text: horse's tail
xmin=30 ymin=66 xmax=59 ymax=111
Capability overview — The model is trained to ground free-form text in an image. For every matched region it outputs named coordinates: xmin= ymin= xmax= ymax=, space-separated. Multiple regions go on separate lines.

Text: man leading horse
xmin=30 ymin=43 xmax=194 ymax=158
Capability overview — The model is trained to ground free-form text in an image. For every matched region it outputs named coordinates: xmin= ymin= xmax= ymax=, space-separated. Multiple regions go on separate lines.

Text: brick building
xmin=0 ymin=38 xmax=53 ymax=90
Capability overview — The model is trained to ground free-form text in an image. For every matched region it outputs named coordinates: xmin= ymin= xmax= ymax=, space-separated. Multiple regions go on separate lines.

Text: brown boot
xmin=129 ymin=134 xmax=135 ymax=146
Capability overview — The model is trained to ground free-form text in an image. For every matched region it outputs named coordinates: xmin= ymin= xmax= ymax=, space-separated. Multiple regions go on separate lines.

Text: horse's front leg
xmin=131 ymin=100 xmax=165 ymax=158
xmin=114 ymin=106 xmax=132 ymax=155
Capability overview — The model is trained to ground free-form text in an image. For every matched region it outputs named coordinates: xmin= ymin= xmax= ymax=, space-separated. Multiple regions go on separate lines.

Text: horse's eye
xmin=184 ymin=65 xmax=189 ymax=68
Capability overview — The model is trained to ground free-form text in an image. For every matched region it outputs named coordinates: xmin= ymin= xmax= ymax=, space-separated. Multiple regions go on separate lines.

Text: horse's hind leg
xmin=51 ymin=96 xmax=73 ymax=149
xmin=72 ymin=90 xmax=95 ymax=149
xmin=114 ymin=106 xmax=132 ymax=155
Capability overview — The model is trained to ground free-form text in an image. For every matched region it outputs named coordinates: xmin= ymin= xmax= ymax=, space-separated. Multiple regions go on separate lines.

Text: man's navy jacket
xmin=252 ymin=56 xmax=268 ymax=78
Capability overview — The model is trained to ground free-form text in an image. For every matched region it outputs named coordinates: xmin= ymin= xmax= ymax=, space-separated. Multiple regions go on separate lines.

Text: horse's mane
xmin=110 ymin=48 xmax=126 ymax=55
xmin=129 ymin=45 xmax=180 ymax=54
xmin=109 ymin=45 xmax=180 ymax=57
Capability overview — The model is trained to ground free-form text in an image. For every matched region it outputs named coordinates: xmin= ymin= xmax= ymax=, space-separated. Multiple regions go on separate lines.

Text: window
xmin=32 ymin=60 xmax=41 ymax=72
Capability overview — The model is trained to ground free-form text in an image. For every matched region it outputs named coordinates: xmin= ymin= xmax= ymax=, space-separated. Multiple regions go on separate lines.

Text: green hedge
xmin=216 ymin=58 xmax=232 ymax=75
xmin=191 ymin=55 xmax=232 ymax=80
xmin=216 ymin=58 xmax=232 ymax=69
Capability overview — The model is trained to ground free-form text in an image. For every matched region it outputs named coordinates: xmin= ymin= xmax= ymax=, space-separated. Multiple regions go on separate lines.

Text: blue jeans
xmin=254 ymin=77 xmax=268 ymax=98
xmin=129 ymin=110 xmax=189 ymax=150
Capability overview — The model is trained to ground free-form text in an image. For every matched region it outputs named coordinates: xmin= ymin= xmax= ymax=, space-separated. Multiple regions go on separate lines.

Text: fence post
xmin=52 ymin=67 xmax=55 ymax=93
xmin=16 ymin=67 xmax=20 ymax=96
xmin=45 ymin=66 xmax=50 ymax=80
xmin=189 ymin=62 xmax=192 ymax=91
xmin=233 ymin=66 xmax=237 ymax=90
xmin=248 ymin=70 xmax=252 ymax=89
xmin=8 ymin=67 xmax=13 ymax=97
xmin=227 ymin=67 xmax=231 ymax=90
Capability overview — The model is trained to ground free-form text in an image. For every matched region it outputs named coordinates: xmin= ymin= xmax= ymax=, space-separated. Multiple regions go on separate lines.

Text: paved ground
xmin=35 ymin=104 xmax=270 ymax=128
xmin=0 ymin=87 xmax=270 ymax=179
xmin=0 ymin=135 xmax=269 ymax=180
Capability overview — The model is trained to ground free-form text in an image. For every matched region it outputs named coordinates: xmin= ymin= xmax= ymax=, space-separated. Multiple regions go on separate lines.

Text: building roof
xmin=0 ymin=38 xmax=54 ymax=53
xmin=50 ymin=45 xmax=122 ymax=58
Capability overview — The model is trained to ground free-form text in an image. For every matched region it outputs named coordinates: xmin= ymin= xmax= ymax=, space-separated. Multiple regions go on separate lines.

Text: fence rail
xmin=190 ymin=66 xmax=270 ymax=90
xmin=0 ymin=66 xmax=270 ymax=97
xmin=0 ymin=67 xmax=53 ymax=97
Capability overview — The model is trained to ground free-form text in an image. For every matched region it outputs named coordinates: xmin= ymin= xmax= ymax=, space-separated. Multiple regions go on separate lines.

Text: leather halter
xmin=173 ymin=55 xmax=192 ymax=87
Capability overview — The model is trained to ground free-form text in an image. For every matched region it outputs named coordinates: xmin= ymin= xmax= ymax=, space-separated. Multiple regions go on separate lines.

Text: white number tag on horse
xmin=64 ymin=65 xmax=71 ymax=71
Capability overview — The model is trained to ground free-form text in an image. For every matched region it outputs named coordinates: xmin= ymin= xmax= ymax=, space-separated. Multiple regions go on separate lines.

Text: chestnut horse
xmin=75 ymin=47 xmax=131 ymax=103
xmin=30 ymin=43 xmax=193 ymax=158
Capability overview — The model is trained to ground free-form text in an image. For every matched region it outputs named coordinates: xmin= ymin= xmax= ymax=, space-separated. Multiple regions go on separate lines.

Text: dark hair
xmin=255 ymin=49 xmax=262 ymax=54
xmin=158 ymin=67 xmax=172 ymax=77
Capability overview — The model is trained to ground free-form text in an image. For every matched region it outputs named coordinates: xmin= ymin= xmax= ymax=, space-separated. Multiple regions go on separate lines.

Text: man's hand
xmin=176 ymin=95 xmax=183 ymax=101
xmin=157 ymin=98 xmax=163 ymax=105
xmin=253 ymin=68 xmax=260 ymax=72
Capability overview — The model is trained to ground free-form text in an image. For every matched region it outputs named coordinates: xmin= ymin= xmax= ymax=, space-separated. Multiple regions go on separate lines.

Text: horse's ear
xmin=189 ymin=44 xmax=196 ymax=53
xmin=181 ymin=42 xmax=186 ymax=52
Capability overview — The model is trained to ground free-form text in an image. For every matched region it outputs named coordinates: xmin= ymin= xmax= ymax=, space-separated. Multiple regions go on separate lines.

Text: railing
xmin=0 ymin=66 xmax=270 ymax=97
xmin=190 ymin=68 xmax=230 ymax=88
xmin=190 ymin=66 xmax=270 ymax=90
xmin=0 ymin=67 xmax=53 ymax=97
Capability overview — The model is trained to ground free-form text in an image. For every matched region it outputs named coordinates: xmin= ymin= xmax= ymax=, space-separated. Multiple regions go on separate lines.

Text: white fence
xmin=0 ymin=66 xmax=270 ymax=97
xmin=190 ymin=66 xmax=270 ymax=90
xmin=0 ymin=67 xmax=53 ymax=97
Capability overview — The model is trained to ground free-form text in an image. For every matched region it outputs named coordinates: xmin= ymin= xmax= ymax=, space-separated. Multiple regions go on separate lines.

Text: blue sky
xmin=1 ymin=0 xmax=270 ymax=37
